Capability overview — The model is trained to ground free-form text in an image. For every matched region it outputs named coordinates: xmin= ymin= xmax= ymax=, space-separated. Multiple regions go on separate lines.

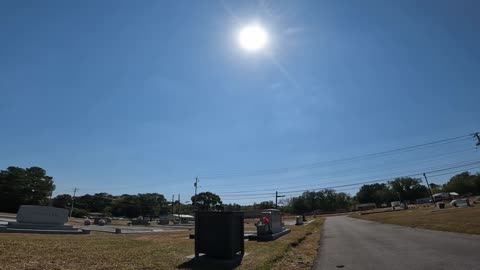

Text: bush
xmin=72 ymin=208 xmax=89 ymax=218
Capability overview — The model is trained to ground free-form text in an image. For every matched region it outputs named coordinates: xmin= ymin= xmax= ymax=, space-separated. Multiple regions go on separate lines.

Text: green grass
xmin=0 ymin=218 xmax=324 ymax=270
xmin=351 ymin=205 xmax=480 ymax=235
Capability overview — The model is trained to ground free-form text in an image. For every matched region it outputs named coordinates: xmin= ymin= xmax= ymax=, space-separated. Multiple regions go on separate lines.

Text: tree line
xmin=0 ymin=166 xmax=223 ymax=217
xmin=355 ymin=173 xmax=480 ymax=206
xmin=2 ymin=165 xmax=479 ymax=216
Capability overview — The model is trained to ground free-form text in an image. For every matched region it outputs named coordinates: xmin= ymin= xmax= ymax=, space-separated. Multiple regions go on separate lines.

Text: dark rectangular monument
xmin=195 ymin=211 xmax=244 ymax=259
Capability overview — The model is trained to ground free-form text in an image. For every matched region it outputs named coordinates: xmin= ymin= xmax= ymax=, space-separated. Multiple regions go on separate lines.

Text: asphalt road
xmin=315 ymin=216 xmax=480 ymax=270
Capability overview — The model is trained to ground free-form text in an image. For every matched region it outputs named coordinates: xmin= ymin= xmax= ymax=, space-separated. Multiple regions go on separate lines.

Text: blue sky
xmin=1 ymin=0 xmax=479 ymax=204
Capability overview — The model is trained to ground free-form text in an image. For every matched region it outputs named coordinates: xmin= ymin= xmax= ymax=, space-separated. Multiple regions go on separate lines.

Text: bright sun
xmin=238 ymin=24 xmax=268 ymax=51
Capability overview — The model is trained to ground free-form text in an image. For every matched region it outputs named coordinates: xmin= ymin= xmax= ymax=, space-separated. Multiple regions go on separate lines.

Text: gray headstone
xmin=16 ymin=205 xmax=69 ymax=225
xmin=0 ymin=205 xmax=87 ymax=234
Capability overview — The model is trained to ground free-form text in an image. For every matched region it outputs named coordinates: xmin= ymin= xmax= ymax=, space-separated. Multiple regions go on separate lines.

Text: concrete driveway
xmin=315 ymin=216 xmax=480 ymax=270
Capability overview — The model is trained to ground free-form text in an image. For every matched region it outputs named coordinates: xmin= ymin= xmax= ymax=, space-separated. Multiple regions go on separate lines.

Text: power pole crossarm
xmin=474 ymin=132 xmax=480 ymax=146
xmin=275 ymin=191 xmax=286 ymax=209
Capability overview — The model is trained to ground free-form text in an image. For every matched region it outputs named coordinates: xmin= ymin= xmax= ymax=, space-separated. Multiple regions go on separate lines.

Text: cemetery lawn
xmin=351 ymin=205 xmax=480 ymax=235
xmin=271 ymin=218 xmax=324 ymax=270
xmin=0 ymin=218 xmax=324 ymax=270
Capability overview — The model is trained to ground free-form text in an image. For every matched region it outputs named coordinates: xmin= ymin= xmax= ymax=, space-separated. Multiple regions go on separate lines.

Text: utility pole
xmin=275 ymin=191 xmax=285 ymax=209
xmin=69 ymin=187 xmax=78 ymax=218
xmin=474 ymin=132 xmax=480 ymax=147
xmin=423 ymin=173 xmax=435 ymax=204
xmin=177 ymin=194 xmax=181 ymax=221
xmin=171 ymin=194 xmax=175 ymax=222
xmin=194 ymin=177 xmax=198 ymax=211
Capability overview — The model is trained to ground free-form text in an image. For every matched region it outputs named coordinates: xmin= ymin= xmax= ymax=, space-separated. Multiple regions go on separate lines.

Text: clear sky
xmin=1 ymin=0 xmax=479 ymax=204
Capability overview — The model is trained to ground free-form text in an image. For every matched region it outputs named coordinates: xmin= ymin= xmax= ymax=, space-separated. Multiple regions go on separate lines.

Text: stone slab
xmin=185 ymin=252 xmax=250 ymax=259
xmin=248 ymin=228 xmax=291 ymax=241
xmin=16 ymin=205 xmax=69 ymax=225
xmin=8 ymin=222 xmax=76 ymax=230
xmin=190 ymin=233 xmax=254 ymax=240
xmin=0 ymin=227 xmax=89 ymax=235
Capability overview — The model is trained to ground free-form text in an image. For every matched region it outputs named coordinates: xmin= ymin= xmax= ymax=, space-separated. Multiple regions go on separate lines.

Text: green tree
xmin=291 ymin=196 xmax=309 ymax=214
xmin=335 ymin=192 xmax=352 ymax=210
xmin=111 ymin=194 xmax=141 ymax=218
xmin=191 ymin=192 xmax=223 ymax=211
xmin=255 ymin=201 xmax=275 ymax=209
xmin=444 ymin=172 xmax=478 ymax=195
xmin=356 ymin=183 xmax=396 ymax=206
xmin=389 ymin=177 xmax=429 ymax=202
xmin=224 ymin=203 xmax=241 ymax=211
xmin=52 ymin=194 xmax=72 ymax=208
xmin=109 ymin=193 xmax=169 ymax=217
xmin=475 ymin=173 xmax=480 ymax=194
xmin=137 ymin=193 xmax=168 ymax=216
xmin=0 ymin=166 xmax=55 ymax=212
xmin=289 ymin=189 xmax=352 ymax=214
xmin=429 ymin=183 xmax=444 ymax=194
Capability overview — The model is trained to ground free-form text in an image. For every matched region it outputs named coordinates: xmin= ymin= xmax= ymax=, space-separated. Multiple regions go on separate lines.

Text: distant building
xmin=353 ymin=203 xmax=376 ymax=211
xmin=433 ymin=192 xmax=459 ymax=202
xmin=416 ymin=197 xmax=432 ymax=204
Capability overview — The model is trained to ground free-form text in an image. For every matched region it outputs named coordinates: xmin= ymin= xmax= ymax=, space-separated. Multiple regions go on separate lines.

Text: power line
xmin=209 ymin=147 xmax=475 ymax=191
xmin=218 ymin=160 xmax=480 ymax=197
xmin=221 ymin=165 xmax=480 ymax=202
xmin=74 ymin=133 xmax=476 ymax=193
xmin=199 ymin=134 xmax=472 ymax=179
xmin=216 ymin=155 xmax=478 ymax=195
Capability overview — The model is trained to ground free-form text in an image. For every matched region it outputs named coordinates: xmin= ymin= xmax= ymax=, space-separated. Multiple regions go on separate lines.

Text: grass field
xmin=271 ymin=219 xmax=324 ymax=270
xmin=351 ymin=205 xmax=480 ymax=235
xmin=0 ymin=218 xmax=324 ymax=270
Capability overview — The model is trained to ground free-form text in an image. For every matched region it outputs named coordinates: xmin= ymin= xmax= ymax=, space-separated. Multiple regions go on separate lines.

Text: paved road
xmin=315 ymin=216 xmax=480 ymax=270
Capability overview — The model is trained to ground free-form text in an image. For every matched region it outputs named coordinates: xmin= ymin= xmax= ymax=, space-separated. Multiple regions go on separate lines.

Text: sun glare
xmin=238 ymin=24 xmax=268 ymax=51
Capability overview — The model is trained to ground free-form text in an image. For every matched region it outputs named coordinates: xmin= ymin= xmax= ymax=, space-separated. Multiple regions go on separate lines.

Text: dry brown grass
xmin=271 ymin=219 xmax=324 ymax=270
xmin=0 ymin=218 xmax=324 ymax=270
xmin=351 ymin=205 xmax=480 ymax=235
xmin=0 ymin=231 xmax=192 ymax=270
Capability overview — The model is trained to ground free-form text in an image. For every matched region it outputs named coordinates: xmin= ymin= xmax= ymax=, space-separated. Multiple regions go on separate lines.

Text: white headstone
xmin=16 ymin=205 xmax=69 ymax=225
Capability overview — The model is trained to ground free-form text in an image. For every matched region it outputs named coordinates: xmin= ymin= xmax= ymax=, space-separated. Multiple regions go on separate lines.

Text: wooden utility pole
xmin=177 ymin=194 xmax=181 ymax=220
xmin=474 ymin=132 xmax=480 ymax=146
xmin=69 ymin=187 xmax=78 ymax=218
xmin=423 ymin=173 xmax=435 ymax=204
xmin=194 ymin=177 xmax=198 ymax=211
xmin=171 ymin=194 xmax=175 ymax=222
xmin=275 ymin=191 xmax=285 ymax=209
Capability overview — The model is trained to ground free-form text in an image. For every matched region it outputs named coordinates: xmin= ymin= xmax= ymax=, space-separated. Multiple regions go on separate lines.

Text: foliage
xmin=443 ymin=171 xmax=480 ymax=195
xmin=0 ymin=166 xmax=55 ymax=213
xmin=53 ymin=193 xmax=171 ymax=218
xmin=288 ymin=189 xmax=351 ymax=214
xmin=223 ymin=203 xmax=241 ymax=211
xmin=429 ymin=183 xmax=444 ymax=194
xmin=111 ymin=193 xmax=168 ymax=218
xmin=254 ymin=200 xmax=275 ymax=209
xmin=52 ymin=194 xmax=72 ymax=208
xmin=356 ymin=178 xmax=431 ymax=205
xmin=191 ymin=191 xmax=223 ymax=211
xmin=389 ymin=177 xmax=429 ymax=202
xmin=75 ymin=193 xmax=114 ymax=213
xmin=71 ymin=208 xmax=89 ymax=218
xmin=356 ymin=183 xmax=397 ymax=206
